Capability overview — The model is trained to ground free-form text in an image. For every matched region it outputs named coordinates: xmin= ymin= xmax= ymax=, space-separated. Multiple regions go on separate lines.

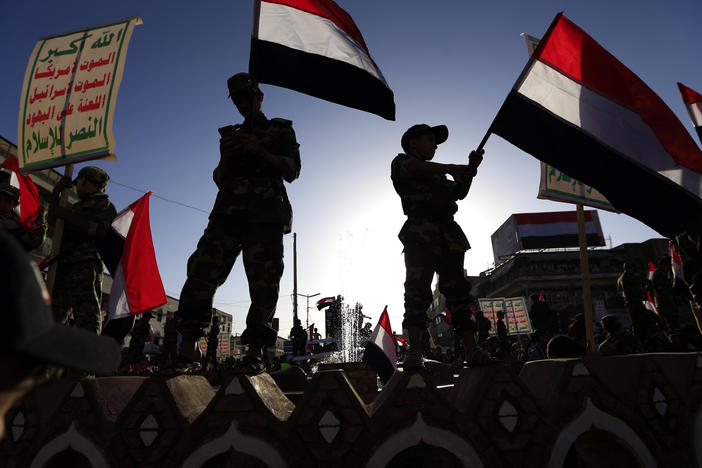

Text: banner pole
xmin=576 ymin=203 xmax=596 ymax=353
xmin=46 ymin=163 xmax=74 ymax=296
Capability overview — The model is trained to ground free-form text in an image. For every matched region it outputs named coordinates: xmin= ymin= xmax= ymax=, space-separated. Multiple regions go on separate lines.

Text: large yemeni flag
xmin=1 ymin=155 xmax=41 ymax=230
xmin=104 ymin=192 xmax=167 ymax=322
xmin=669 ymin=240 xmax=685 ymax=282
xmin=491 ymin=14 xmax=702 ymax=238
xmin=250 ymin=0 xmax=395 ymax=120
xmin=362 ymin=306 xmax=396 ymax=383
xmin=678 ymin=83 xmax=702 ymax=145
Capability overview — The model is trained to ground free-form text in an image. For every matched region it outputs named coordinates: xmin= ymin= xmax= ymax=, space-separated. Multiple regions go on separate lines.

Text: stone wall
xmin=3 ymin=353 xmax=702 ymax=467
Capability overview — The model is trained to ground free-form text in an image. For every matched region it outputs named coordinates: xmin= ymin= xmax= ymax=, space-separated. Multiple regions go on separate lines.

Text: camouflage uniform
xmin=391 ymin=153 xmax=475 ymax=333
xmin=178 ymin=112 xmax=300 ymax=348
xmin=52 ymin=189 xmax=116 ymax=334
xmin=0 ymin=209 xmax=46 ymax=252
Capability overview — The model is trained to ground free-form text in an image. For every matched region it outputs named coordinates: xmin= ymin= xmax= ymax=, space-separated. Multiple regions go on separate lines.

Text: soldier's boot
xmin=238 ymin=346 xmax=266 ymax=374
xmin=402 ymin=326 xmax=425 ymax=371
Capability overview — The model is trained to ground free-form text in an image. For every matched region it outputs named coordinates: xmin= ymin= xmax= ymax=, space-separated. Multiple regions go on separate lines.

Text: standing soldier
xmin=203 ymin=315 xmax=220 ymax=370
xmin=178 ymin=73 xmax=301 ymax=374
xmin=391 ymin=124 xmax=492 ymax=369
xmin=0 ymin=169 xmax=46 ymax=251
xmin=48 ymin=166 xmax=117 ymax=334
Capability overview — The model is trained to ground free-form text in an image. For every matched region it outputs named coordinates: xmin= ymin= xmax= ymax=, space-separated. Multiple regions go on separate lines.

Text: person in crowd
xmin=0 ymin=168 xmax=46 ymax=251
xmin=0 ymin=230 xmax=120 ymax=438
xmin=546 ymin=335 xmax=585 ymax=359
xmin=526 ymin=329 xmax=548 ymax=361
xmin=598 ymin=315 xmax=640 ymax=356
xmin=48 ymin=166 xmax=117 ymax=335
xmin=177 ymin=73 xmax=301 ymax=374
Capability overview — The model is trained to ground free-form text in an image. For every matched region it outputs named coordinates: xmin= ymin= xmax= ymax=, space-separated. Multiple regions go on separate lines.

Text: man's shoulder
xmin=269 ymin=117 xmax=293 ymax=127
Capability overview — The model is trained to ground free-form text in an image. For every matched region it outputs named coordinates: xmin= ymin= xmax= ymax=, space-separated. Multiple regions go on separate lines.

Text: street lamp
xmin=297 ymin=292 xmax=320 ymax=328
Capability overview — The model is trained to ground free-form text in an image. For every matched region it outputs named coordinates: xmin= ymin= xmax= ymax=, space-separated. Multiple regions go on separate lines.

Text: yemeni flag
xmin=490 ymin=14 xmax=702 ymax=238
xmin=647 ymin=261 xmax=657 ymax=281
xmin=644 ymin=291 xmax=660 ymax=318
xmin=250 ymin=0 xmax=395 ymax=120
xmin=439 ymin=308 xmax=452 ymax=325
xmin=1 ymin=155 xmax=42 ymax=230
xmin=316 ymin=296 xmax=336 ymax=310
xmin=678 ymin=83 xmax=702 ymax=145
xmin=538 ymin=289 xmax=545 ymax=302
xmin=103 ymin=192 xmax=167 ymax=323
xmin=362 ymin=306 xmax=396 ymax=383
xmin=669 ymin=240 xmax=685 ymax=282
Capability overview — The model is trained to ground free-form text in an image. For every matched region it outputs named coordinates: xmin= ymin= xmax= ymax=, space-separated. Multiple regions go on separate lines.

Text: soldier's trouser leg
xmin=402 ymin=246 xmax=436 ymax=330
xmin=241 ymin=226 xmax=284 ymax=348
xmin=179 ymin=217 xmax=242 ymax=341
xmin=51 ymin=261 xmax=104 ymax=334
xmin=436 ymin=250 xmax=475 ymax=334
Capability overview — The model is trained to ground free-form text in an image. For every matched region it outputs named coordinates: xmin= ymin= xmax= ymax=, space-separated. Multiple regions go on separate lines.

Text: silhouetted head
xmin=401 ymin=124 xmax=448 ymax=160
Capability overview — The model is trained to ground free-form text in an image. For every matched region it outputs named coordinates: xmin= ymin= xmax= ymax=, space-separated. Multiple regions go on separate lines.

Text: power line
xmin=110 ymin=180 xmax=209 ymax=215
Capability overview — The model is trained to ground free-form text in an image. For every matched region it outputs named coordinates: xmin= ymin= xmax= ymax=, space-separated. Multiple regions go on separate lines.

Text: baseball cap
xmin=227 ymin=72 xmax=260 ymax=97
xmin=0 ymin=230 xmax=121 ymax=374
xmin=401 ymin=124 xmax=448 ymax=153
xmin=0 ymin=168 xmax=20 ymax=200
xmin=73 ymin=166 xmax=110 ymax=189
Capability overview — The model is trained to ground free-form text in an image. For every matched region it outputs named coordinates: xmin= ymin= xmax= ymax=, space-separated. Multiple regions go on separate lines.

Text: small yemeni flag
xmin=316 ymin=296 xmax=336 ymax=310
xmin=669 ymin=240 xmax=685 ymax=282
xmin=250 ymin=0 xmax=395 ymax=120
xmin=1 ymin=155 xmax=41 ymax=230
xmin=306 ymin=323 xmax=315 ymax=352
xmin=648 ymin=261 xmax=657 ymax=281
xmin=678 ymin=82 xmax=702 ymax=144
xmin=440 ymin=308 xmax=452 ymax=325
xmin=491 ymin=14 xmax=702 ymax=238
xmin=538 ymin=289 xmax=545 ymax=302
xmin=394 ymin=335 xmax=408 ymax=350
xmin=362 ymin=306 xmax=397 ymax=383
xmin=105 ymin=193 xmax=167 ymax=323
xmin=644 ymin=291 xmax=660 ymax=318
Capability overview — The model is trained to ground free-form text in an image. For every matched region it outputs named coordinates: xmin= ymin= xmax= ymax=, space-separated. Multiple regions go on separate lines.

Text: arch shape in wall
xmin=365 ymin=413 xmax=484 ymax=468
xmin=548 ymin=398 xmax=655 ymax=468
xmin=29 ymin=421 xmax=109 ymax=468
xmin=182 ymin=420 xmax=287 ymax=468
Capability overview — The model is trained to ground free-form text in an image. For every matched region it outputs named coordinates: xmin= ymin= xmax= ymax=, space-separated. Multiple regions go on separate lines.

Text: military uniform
xmin=52 ymin=178 xmax=116 ymax=334
xmin=178 ymin=112 xmax=300 ymax=348
xmin=391 ymin=152 xmax=474 ymax=333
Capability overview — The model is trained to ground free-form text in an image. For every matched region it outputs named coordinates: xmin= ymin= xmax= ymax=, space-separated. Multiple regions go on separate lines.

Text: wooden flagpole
xmin=576 ymin=203 xmax=596 ymax=352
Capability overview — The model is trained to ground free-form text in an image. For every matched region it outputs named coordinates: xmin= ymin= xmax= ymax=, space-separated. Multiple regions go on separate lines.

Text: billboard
xmin=491 ymin=210 xmax=605 ymax=263
xmin=478 ymin=297 xmax=533 ymax=336
xmin=17 ymin=17 xmax=141 ymax=170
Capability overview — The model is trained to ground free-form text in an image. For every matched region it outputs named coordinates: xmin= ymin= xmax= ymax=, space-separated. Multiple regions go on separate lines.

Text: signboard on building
xmin=479 ymin=297 xmax=533 ymax=336
xmin=538 ymin=163 xmax=617 ymax=212
xmin=491 ymin=210 xmax=606 ymax=263
xmin=17 ymin=17 xmax=141 ymax=170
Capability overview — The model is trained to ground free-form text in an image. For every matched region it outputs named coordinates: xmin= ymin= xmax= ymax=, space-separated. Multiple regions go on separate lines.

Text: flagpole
xmin=293 ymin=232 xmax=298 ymax=322
xmin=46 ymin=163 xmax=74 ymax=296
xmin=576 ymin=203 xmax=596 ymax=353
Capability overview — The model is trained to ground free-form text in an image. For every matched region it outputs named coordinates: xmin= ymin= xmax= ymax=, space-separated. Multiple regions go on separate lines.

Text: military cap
xmin=74 ymin=166 xmax=110 ymax=189
xmin=0 ymin=169 xmax=20 ymax=200
xmin=401 ymin=124 xmax=448 ymax=153
xmin=227 ymin=72 xmax=260 ymax=97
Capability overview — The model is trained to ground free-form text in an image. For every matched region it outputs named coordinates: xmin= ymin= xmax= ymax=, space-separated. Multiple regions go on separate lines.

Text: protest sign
xmin=17 ymin=17 xmax=142 ymax=170
xmin=479 ymin=297 xmax=533 ymax=336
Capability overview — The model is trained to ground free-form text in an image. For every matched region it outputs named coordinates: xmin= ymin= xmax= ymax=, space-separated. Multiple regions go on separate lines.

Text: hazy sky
xmin=2 ymin=0 xmax=700 ymax=337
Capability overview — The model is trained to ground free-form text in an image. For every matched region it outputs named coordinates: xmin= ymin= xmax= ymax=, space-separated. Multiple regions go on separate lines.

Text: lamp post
xmin=298 ymin=292 xmax=320 ymax=328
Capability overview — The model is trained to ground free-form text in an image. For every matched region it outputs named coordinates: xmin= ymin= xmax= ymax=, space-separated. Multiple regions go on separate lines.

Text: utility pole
xmin=293 ymin=232 xmax=298 ymax=322
xmin=298 ymin=292 xmax=320 ymax=328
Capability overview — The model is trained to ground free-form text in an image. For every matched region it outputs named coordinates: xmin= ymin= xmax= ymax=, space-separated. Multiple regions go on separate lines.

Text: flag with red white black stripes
xmin=491 ymin=13 xmax=702 ymax=238
xmin=250 ymin=0 xmax=395 ymax=120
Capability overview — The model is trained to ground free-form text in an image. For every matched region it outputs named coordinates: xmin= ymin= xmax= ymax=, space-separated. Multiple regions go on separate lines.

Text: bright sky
xmin=2 ymin=0 xmax=700 ymax=338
